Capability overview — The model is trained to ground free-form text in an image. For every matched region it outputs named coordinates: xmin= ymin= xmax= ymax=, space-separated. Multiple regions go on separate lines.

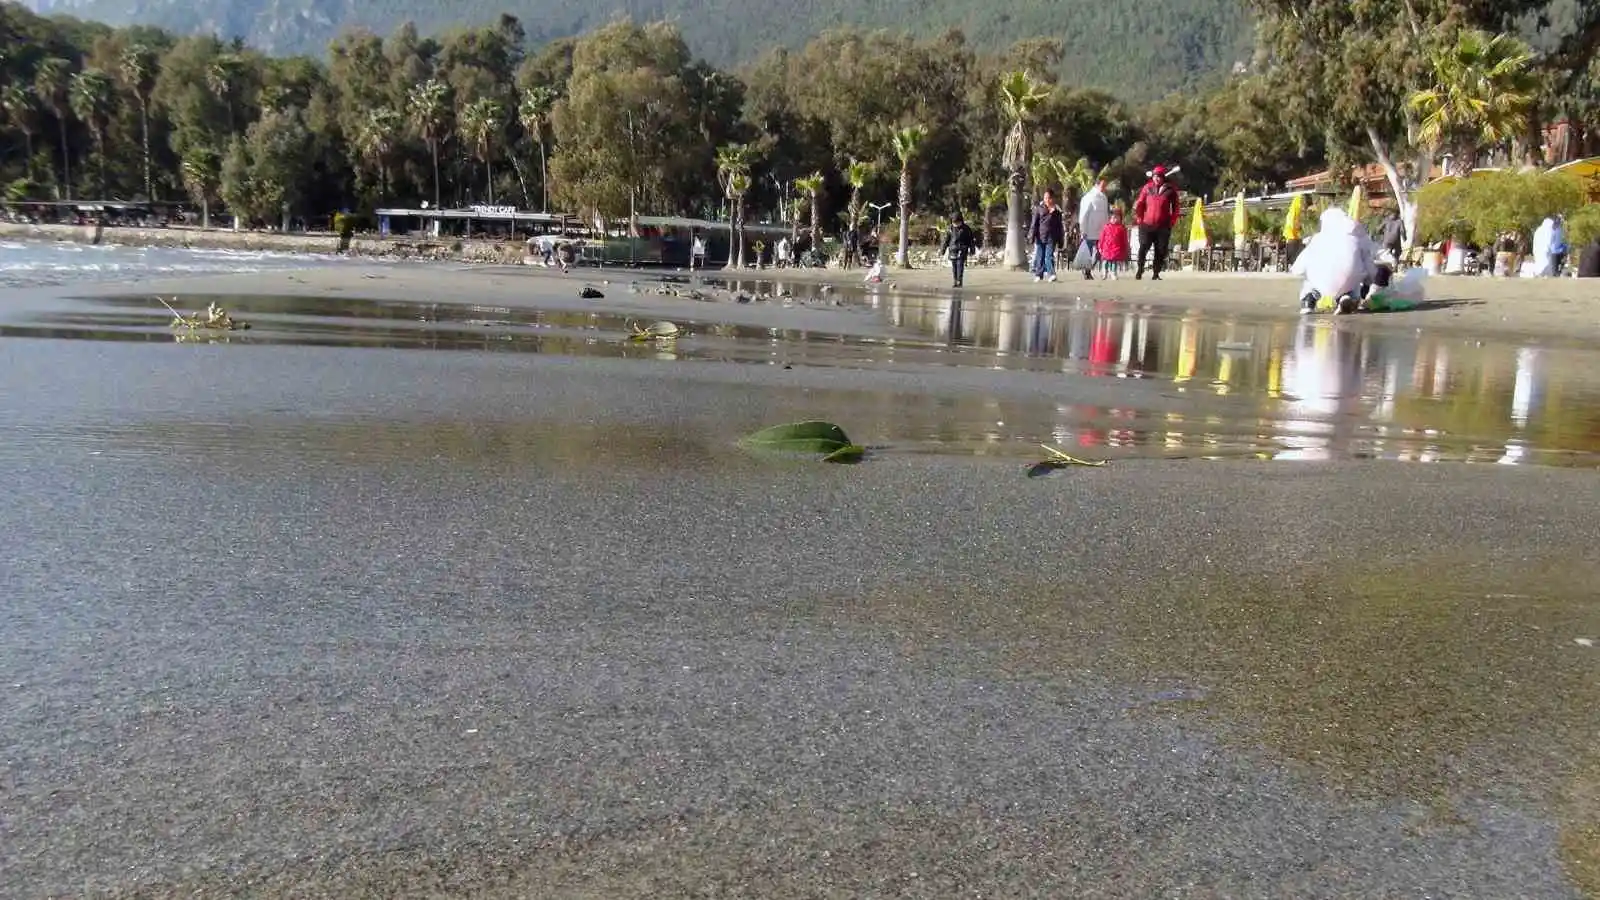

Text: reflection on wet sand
xmin=2 ymin=285 xmax=1598 ymax=466
xmin=885 ymin=292 xmax=1600 ymax=466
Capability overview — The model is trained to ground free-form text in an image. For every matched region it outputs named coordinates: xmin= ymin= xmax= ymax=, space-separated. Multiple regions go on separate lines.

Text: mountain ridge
xmin=17 ymin=0 xmax=1255 ymax=99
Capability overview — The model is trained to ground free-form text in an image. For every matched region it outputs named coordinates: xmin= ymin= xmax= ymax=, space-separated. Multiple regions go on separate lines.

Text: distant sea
xmin=0 ymin=239 xmax=350 ymax=289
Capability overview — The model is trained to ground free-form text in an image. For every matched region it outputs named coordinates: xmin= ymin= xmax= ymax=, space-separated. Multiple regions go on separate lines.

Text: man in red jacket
xmin=1132 ymin=165 xmax=1181 ymax=280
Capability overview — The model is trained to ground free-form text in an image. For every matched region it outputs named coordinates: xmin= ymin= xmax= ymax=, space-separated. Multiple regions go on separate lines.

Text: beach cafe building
xmin=374 ymin=205 xmax=790 ymax=267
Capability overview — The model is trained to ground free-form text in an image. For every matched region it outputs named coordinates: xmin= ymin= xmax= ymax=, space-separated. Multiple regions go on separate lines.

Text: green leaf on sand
xmin=741 ymin=421 xmax=866 ymax=462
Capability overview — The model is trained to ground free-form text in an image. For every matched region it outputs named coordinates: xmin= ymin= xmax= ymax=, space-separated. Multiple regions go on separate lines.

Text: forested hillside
xmin=23 ymin=0 xmax=1255 ymax=99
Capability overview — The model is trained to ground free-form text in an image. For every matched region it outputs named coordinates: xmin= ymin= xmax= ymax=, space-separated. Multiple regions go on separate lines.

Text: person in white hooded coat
xmin=1530 ymin=216 xmax=1566 ymax=276
xmin=1291 ymin=208 xmax=1378 ymax=314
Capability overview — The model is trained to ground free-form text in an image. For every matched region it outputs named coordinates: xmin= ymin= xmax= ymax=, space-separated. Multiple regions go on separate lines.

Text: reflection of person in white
xmin=690 ymin=232 xmax=707 ymax=270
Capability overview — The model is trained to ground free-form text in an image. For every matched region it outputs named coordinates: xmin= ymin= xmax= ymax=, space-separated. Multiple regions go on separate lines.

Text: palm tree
xmin=794 ymin=171 xmax=824 ymax=254
xmin=207 ymin=53 xmax=243 ymax=136
xmin=355 ymin=105 xmax=403 ymax=201
xmin=34 ymin=57 xmax=71 ymax=200
xmin=978 ymin=181 xmax=1006 ymax=249
xmin=518 ymin=85 xmax=557 ymax=212
xmin=69 ymin=68 xmax=113 ymax=196
xmin=180 ymin=144 xmax=220 ymax=228
xmin=999 ymin=70 xmax=1052 ymax=269
xmin=716 ymin=142 xmax=756 ymax=268
xmin=1409 ymin=30 xmax=1539 ymax=175
xmin=844 ymin=157 xmax=873 ymax=238
xmin=458 ymin=97 xmax=503 ymax=204
xmin=0 ymin=84 xmax=37 ymax=172
xmin=1030 ymin=154 xmax=1067 ymax=201
xmin=407 ymin=78 xmax=450 ymax=210
xmin=119 ymin=44 xmax=158 ymax=200
xmin=890 ymin=124 xmax=928 ymax=267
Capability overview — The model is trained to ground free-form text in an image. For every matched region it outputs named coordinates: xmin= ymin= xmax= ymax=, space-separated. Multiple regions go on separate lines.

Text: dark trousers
xmin=950 ymin=254 xmax=967 ymax=285
xmin=1137 ymin=227 xmax=1172 ymax=277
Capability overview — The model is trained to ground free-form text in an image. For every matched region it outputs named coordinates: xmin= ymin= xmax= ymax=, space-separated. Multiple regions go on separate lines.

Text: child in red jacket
xmin=1096 ymin=207 xmax=1132 ymax=279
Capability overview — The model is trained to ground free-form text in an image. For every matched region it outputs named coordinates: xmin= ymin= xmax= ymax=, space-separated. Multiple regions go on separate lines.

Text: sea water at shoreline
xmin=0 ymin=238 xmax=353 ymax=288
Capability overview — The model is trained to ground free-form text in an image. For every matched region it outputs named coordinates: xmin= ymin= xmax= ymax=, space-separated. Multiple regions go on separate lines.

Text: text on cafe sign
xmin=470 ymin=205 xmax=518 ymax=215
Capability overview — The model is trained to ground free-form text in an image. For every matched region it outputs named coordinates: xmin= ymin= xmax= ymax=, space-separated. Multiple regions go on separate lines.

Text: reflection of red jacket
xmin=1098 ymin=222 xmax=1131 ymax=261
xmin=1133 ymin=180 xmax=1181 ymax=229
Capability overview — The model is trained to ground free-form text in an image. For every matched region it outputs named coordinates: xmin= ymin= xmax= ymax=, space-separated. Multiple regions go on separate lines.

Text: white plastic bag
xmin=1071 ymin=240 xmax=1094 ymax=269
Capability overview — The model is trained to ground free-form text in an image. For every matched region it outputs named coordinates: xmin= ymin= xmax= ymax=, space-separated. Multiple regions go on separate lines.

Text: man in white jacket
xmin=1077 ymin=179 xmax=1110 ymax=280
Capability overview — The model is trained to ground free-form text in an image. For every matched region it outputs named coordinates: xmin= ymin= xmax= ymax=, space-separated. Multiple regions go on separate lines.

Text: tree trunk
xmin=58 ymin=119 xmax=71 ymax=200
xmin=895 ymin=165 xmax=912 ymax=267
xmin=538 ymin=140 xmax=547 ymax=212
xmin=139 ymin=101 xmax=152 ymax=200
xmin=431 ymin=139 xmax=441 ymax=209
xmin=95 ymin=132 xmax=105 ymax=197
xmin=486 ymin=155 xmax=495 ymax=204
xmin=1366 ymin=126 xmax=1418 ymax=250
xmin=1003 ymin=170 xmax=1028 ymax=269
xmin=982 ymin=210 xmax=994 ymax=250
xmin=510 ymin=153 xmax=531 ymax=208
xmin=735 ymin=195 xmax=746 ymax=268
xmin=200 ymin=195 xmax=210 ymax=229
xmin=809 ymin=191 xmax=820 ymax=252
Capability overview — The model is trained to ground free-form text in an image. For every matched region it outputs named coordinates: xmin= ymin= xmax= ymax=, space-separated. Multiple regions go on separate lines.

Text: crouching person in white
xmin=1291 ymin=208 xmax=1378 ymax=315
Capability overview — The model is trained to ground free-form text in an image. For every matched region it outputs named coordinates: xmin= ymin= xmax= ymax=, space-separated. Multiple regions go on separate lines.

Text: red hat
xmin=1152 ymin=165 xmax=1168 ymax=176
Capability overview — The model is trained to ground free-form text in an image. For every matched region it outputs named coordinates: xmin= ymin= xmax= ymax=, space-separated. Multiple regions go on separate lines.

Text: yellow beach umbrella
xmin=1232 ymin=193 xmax=1248 ymax=242
xmin=1283 ymin=194 xmax=1303 ymax=241
xmin=1347 ymin=183 xmax=1364 ymax=219
xmin=1186 ymin=199 xmax=1209 ymax=251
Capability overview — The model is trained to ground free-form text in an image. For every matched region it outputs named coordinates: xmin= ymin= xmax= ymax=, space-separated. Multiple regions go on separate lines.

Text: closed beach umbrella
xmin=1233 ymin=193 xmax=1248 ymax=242
xmin=1187 ymin=199 xmax=1209 ymax=251
xmin=1347 ymin=183 xmax=1364 ymax=219
xmin=1283 ymin=194 xmax=1304 ymax=241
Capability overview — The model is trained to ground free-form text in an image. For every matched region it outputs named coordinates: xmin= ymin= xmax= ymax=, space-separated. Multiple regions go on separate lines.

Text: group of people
xmin=937 ymin=166 xmax=1185 ymax=289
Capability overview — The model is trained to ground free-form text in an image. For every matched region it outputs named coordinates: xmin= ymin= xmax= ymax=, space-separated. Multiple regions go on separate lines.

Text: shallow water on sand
xmin=4 ymin=282 xmax=1596 ymax=468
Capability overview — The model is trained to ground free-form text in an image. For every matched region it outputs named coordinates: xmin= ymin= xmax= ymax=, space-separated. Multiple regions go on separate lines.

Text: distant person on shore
xmin=1096 ymin=207 xmax=1132 ymax=279
xmin=776 ymin=236 xmax=791 ymax=268
xmin=1028 ymin=189 xmax=1065 ymax=282
xmin=941 ymin=212 xmax=976 ymax=288
xmin=843 ymin=227 xmax=860 ymax=269
xmin=1378 ymin=209 xmax=1404 ymax=264
xmin=1132 ymin=165 xmax=1181 ymax=280
xmin=690 ymin=231 xmax=707 ymax=270
xmin=1077 ymin=178 xmax=1110 ymax=280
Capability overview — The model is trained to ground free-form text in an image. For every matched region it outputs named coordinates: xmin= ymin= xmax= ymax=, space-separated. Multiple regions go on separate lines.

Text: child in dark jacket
xmin=1096 ymin=208 xmax=1132 ymax=279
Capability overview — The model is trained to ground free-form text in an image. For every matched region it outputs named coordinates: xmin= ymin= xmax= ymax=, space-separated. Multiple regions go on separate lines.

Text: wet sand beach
xmin=2 ymin=261 xmax=1598 ymax=897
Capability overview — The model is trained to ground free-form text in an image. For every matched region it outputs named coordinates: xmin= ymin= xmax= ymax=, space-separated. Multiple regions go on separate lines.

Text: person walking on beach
xmin=942 ymin=212 xmax=976 ymax=288
xmin=1378 ymin=210 xmax=1404 ymax=264
xmin=1132 ymin=165 xmax=1181 ymax=280
xmin=1077 ymin=178 xmax=1110 ymax=280
xmin=843 ymin=227 xmax=860 ymax=269
xmin=1028 ymin=189 xmax=1066 ymax=282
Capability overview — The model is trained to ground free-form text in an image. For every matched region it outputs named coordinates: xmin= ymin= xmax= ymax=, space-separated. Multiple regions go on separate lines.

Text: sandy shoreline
xmin=49 ymin=253 xmax=1599 ymax=349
